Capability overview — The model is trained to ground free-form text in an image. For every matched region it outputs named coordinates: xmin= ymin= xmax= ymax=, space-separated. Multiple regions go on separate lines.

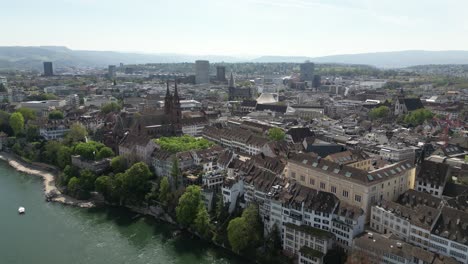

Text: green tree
xmin=9 ymin=112 xmax=24 ymax=136
xmin=43 ymin=141 xmax=62 ymax=164
xmin=96 ymin=146 xmax=114 ymax=160
xmin=48 ymin=110 xmax=64 ymax=120
xmin=194 ymin=204 xmax=213 ymax=239
xmin=227 ymin=204 xmax=262 ymax=253
xmin=268 ymin=127 xmax=285 ymax=141
xmin=0 ymin=110 xmax=12 ymax=135
xmin=158 ymin=176 xmax=170 ymax=205
xmin=16 ymin=108 xmax=36 ymax=122
xmin=25 ymin=125 xmax=39 ymax=141
xmin=171 ymin=158 xmax=180 ymax=189
xmin=101 ymin=102 xmax=121 ymax=114
xmin=122 ymin=162 xmax=152 ymax=204
xmin=110 ymin=156 xmax=127 ymax=173
xmin=57 ymin=146 xmax=72 ymax=169
xmin=74 ymin=142 xmax=97 ymax=160
xmin=227 ymin=217 xmax=250 ymax=253
xmin=67 ymin=177 xmax=82 ymax=197
xmin=176 ymin=185 xmax=202 ymax=227
xmin=80 ymin=169 xmax=97 ymax=192
xmin=369 ymin=106 xmax=390 ymax=120
xmin=95 ymin=175 xmax=113 ymax=199
xmin=403 ymin=109 xmax=434 ymax=126
xmin=65 ymin=123 xmax=88 ymax=144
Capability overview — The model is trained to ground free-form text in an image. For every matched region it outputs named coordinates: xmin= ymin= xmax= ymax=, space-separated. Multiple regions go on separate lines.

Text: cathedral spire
xmin=166 ymin=80 xmax=171 ymax=97
xmin=174 ymin=79 xmax=179 ymax=98
xmin=229 ymin=72 xmax=235 ymax=88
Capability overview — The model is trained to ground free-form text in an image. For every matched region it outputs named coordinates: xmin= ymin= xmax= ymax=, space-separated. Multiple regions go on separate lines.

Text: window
xmin=291 ymin=172 xmax=296 ymax=179
xmin=331 ymin=186 xmax=337 ymax=193
xmin=343 ymin=190 xmax=349 ymax=198
xmin=309 ymin=178 xmax=315 ymax=185
xmin=355 ymin=195 xmax=362 ymax=203
xmin=320 ymin=182 xmax=326 ymax=189
xmin=300 ymin=175 xmax=305 ymax=182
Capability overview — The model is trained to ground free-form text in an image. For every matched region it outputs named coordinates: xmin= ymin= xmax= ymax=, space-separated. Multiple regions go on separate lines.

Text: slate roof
xmin=400 ymin=98 xmax=424 ymax=112
xmin=286 ymin=127 xmax=315 ymax=143
xmin=432 ymin=207 xmax=468 ymax=245
xmin=290 ymin=153 xmax=415 ymax=186
xmin=255 ymin=103 xmax=287 ymax=113
xmin=416 ymin=160 xmax=450 ymax=186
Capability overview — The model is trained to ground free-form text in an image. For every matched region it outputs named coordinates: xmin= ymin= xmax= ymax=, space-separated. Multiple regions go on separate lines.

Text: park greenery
xmin=100 ymin=102 xmax=122 ymax=114
xmin=403 ymin=109 xmax=434 ymax=126
xmin=267 ymin=127 xmax=286 ymax=141
xmin=48 ymin=110 xmax=64 ymax=120
xmin=369 ymin=106 xmax=390 ymax=120
xmin=154 ymin=135 xmax=214 ymax=153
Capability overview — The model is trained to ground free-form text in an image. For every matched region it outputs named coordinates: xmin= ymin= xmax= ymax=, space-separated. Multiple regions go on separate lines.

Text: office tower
xmin=216 ymin=66 xmax=226 ymax=82
xmin=108 ymin=65 xmax=116 ymax=78
xmin=195 ymin=60 xmax=209 ymax=84
xmin=43 ymin=62 xmax=54 ymax=76
xmin=300 ymin=61 xmax=314 ymax=82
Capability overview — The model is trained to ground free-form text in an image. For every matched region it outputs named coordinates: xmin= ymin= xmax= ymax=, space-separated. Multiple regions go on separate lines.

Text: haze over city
xmin=3 ymin=0 xmax=468 ymax=56
xmin=1 ymin=1 xmax=468 ymax=264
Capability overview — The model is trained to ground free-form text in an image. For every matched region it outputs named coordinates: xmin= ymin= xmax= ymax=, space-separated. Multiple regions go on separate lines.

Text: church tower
xmin=172 ymin=80 xmax=182 ymax=135
xmin=228 ymin=72 xmax=235 ymax=88
xmin=164 ymin=80 xmax=173 ymax=115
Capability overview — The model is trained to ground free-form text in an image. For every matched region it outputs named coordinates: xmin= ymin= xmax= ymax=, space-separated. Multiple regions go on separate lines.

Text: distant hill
xmin=0 ymin=46 xmax=241 ymax=71
xmin=311 ymin=50 xmax=468 ymax=68
xmin=252 ymin=50 xmax=468 ymax=68
xmin=1 ymin=46 xmax=468 ymax=70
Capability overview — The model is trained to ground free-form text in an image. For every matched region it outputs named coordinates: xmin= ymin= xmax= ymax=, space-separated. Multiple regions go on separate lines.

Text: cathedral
xmin=135 ymin=80 xmax=183 ymax=137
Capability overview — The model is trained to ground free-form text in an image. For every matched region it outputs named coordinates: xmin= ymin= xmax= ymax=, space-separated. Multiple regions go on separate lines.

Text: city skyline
xmin=2 ymin=0 xmax=468 ymax=57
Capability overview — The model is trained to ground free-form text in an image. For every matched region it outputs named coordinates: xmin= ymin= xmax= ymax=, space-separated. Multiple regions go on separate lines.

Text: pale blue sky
xmin=2 ymin=0 xmax=468 ymax=57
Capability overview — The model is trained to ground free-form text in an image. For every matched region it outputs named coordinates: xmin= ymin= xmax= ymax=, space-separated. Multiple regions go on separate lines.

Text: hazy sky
xmin=2 ymin=0 xmax=468 ymax=57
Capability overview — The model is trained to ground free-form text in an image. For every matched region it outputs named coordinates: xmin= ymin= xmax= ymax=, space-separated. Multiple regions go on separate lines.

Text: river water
xmin=0 ymin=162 xmax=244 ymax=264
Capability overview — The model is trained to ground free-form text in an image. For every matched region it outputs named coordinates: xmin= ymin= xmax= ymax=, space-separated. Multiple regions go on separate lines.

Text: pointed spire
xmin=229 ymin=72 xmax=235 ymax=87
xmin=166 ymin=80 xmax=171 ymax=97
xmin=174 ymin=79 xmax=178 ymax=97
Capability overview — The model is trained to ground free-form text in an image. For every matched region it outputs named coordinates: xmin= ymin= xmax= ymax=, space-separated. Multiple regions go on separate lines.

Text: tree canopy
xmin=110 ymin=156 xmax=127 ymax=173
xmin=65 ymin=123 xmax=88 ymax=143
xmin=268 ymin=127 xmax=285 ymax=141
xmin=176 ymin=185 xmax=202 ymax=227
xmin=96 ymin=146 xmax=114 ymax=160
xmin=159 ymin=176 xmax=170 ymax=205
xmin=101 ymin=102 xmax=121 ymax=114
xmin=154 ymin=135 xmax=214 ymax=153
xmin=48 ymin=110 xmax=64 ymax=120
xmin=227 ymin=204 xmax=262 ymax=253
xmin=403 ymin=109 xmax=434 ymax=126
xmin=369 ymin=106 xmax=390 ymax=120
xmin=9 ymin=112 xmax=24 ymax=136
xmin=194 ymin=203 xmax=213 ymax=239
xmin=16 ymin=108 xmax=36 ymax=122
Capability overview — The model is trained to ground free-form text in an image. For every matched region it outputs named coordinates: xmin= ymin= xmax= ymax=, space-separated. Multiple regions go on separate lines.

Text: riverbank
xmin=0 ymin=152 xmax=94 ymax=208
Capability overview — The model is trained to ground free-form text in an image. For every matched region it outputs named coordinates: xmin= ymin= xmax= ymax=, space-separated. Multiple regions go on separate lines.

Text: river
xmin=0 ymin=162 xmax=245 ymax=264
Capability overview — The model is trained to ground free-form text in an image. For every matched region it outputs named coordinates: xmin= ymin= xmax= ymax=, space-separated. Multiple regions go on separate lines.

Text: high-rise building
xmin=216 ymin=66 xmax=226 ymax=82
xmin=43 ymin=62 xmax=54 ymax=76
xmin=299 ymin=61 xmax=314 ymax=83
xmin=195 ymin=60 xmax=209 ymax=84
xmin=108 ymin=65 xmax=116 ymax=78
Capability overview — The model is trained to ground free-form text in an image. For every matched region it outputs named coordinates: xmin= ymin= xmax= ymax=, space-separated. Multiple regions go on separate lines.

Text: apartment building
xmin=370 ymin=189 xmax=468 ymax=263
xmin=353 ymin=232 xmax=458 ymax=264
xmin=287 ymin=153 xmax=416 ymax=218
xmin=415 ymin=160 xmax=451 ymax=198
xmin=379 ymin=144 xmax=416 ymax=163
xmin=283 ymin=223 xmax=334 ymax=264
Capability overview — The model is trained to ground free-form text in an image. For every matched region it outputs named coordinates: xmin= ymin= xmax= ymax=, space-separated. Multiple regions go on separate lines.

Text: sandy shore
xmin=0 ymin=152 xmax=94 ymax=208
